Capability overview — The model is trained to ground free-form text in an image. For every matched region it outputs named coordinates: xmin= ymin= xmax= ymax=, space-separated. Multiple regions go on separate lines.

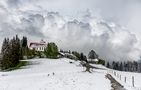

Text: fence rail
xmin=107 ymin=69 xmax=141 ymax=90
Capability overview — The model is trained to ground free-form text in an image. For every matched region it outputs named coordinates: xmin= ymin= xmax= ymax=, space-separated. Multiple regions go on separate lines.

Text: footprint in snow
xmin=1 ymin=74 xmax=8 ymax=77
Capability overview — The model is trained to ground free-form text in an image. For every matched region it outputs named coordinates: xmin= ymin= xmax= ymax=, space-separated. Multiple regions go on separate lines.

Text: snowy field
xmin=0 ymin=58 xmax=111 ymax=90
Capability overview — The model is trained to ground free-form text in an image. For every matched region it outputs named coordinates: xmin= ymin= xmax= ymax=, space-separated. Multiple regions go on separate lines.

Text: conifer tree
xmin=1 ymin=38 xmax=12 ymax=69
xmin=106 ymin=62 xmax=110 ymax=68
xmin=119 ymin=62 xmax=123 ymax=71
xmin=11 ymin=35 xmax=20 ymax=66
xmin=21 ymin=36 xmax=27 ymax=47
xmin=88 ymin=50 xmax=98 ymax=61
xmin=21 ymin=36 xmax=28 ymax=59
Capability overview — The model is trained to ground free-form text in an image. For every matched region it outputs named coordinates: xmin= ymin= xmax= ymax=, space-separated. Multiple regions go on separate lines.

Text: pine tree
xmin=84 ymin=55 xmax=87 ymax=63
xmin=106 ymin=62 xmax=110 ymax=68
xmin=11 ymin=35 xmax=20 ymax=66
xmin=88 ymin=50 xmax=98 ymax=61
xmin=21 ymin=36 xmax=27 ymax=47
xmin=80 ymin=53 xmax=87 ymax=62
xmin=1 ymin=38 xmax=12 ymax=69
xmin=116 ymin=62 xmax=119 ymax=70
xmin=119 ymin=62 xmax=123 ymax=71
xmin=1 ymin=38 xmax=8 ymax=53
xmin=21 ymin=36 xmax=28 ymax=59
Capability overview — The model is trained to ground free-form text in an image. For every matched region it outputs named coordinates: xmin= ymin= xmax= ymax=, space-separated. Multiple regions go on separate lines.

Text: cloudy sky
xmin=0 ymin=0 xmax=141 ymax=61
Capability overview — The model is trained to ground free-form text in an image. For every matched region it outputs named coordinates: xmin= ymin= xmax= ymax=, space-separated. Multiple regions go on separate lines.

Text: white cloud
xmin=0 ymin=0 xmax=141 ymax=61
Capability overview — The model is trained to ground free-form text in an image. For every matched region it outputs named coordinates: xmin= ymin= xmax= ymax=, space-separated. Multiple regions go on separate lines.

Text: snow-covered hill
xmin=0 ymin=58 xmax=111 ymax=90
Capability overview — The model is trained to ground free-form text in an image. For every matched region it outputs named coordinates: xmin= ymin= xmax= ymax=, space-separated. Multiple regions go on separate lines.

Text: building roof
xmin=29 ymin=40 xmax=47 ymax=47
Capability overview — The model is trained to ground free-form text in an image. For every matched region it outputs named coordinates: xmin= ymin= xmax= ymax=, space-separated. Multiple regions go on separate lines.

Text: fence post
xmin=125 ymin=76 xmax=126 ymax=83
xmin=120 ymin=75 xmax=121 ymax=80
xmin=114 ymin=72 xmax=116 ymax=76
xmin=132 ymin=76 xmax=134 ymax=87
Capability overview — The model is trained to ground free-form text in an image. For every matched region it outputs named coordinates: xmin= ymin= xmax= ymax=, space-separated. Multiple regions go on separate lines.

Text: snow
xmin=87 ymin=59 xmax=99 ymax=62
xmin=0 ymin=58 xmax=111 ymax=90
xmin=107 ymin=69 xmax=141 ymax=90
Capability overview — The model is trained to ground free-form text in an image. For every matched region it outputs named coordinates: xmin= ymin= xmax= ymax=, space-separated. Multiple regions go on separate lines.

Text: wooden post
xmin=114 ymin=72 xmax=116 ymax=76
xmin=120 ymin=75 xmax=121 ymax=80
xmin=132 ymin=76 xmax=134 ymax=87
xmin=125 ymin=76 xmax=126 ymax=83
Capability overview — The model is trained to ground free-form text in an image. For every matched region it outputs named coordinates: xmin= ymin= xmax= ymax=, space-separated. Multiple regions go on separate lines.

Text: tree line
xmin=60 ymin=49 xmax=105 ymax=65
xmin=106 ymin=61 xmax=141 ymax=72
xmin=0 ymin=35 xmax=26 ymax=70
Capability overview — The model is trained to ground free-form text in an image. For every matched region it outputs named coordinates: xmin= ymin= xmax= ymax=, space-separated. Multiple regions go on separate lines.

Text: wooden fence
xmin=107 ymin=70 xmax=141 ymax=90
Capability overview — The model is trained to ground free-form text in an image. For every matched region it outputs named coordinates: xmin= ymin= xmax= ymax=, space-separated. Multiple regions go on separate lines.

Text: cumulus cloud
xmin=0 ymin=0 xmax=141 ymax=61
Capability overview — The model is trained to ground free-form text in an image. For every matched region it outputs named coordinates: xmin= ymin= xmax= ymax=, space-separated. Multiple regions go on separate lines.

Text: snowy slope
xmin=0 ymin=58 xmax=111 ymax=90
xmin=107 ymin=69 xmax=141 ymax=90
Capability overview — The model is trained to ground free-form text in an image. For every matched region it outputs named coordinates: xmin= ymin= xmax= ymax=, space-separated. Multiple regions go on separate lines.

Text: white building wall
xmin=29 ymin=44 xmax=47 ymax=52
